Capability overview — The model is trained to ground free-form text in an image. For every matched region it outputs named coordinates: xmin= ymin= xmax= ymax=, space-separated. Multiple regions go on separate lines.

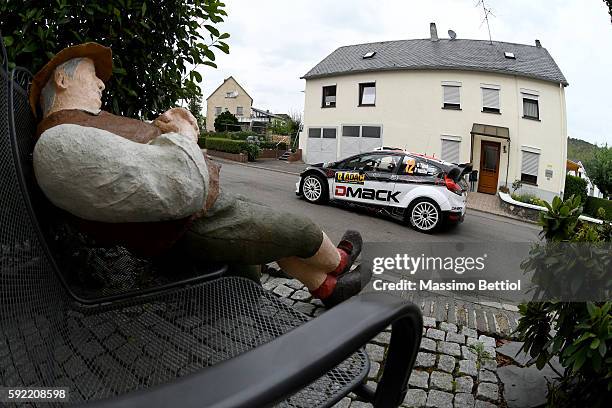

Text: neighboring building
xmin=299 ymin=23 xmax=569 ymax=201
xmin=567 ymin=160 xmax=604 ymax=198
xmin=205 ymin=76 xmax=253 ymax=131
xmin=205 ymin=76 xmax=287 ymax=133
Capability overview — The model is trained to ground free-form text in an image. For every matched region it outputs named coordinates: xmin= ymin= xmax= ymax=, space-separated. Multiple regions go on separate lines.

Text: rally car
xmin=296 ymin=150 xmax=472 ymax=232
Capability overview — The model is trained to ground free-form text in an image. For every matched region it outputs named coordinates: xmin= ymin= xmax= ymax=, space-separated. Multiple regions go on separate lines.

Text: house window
xmin=521 ymin=150 xmax=540 ymax=185
xmin=482 ymin=86 xmax=500 ymax=113
xmin=225 ymin=91 xmax=237 ymax=98
xmin=522 ymin=96 xmax=539 ymax=120
xmin=442 ymin=84 xmax=461 ymax=109
xmin=236 ymin=106 xmax=243 ymax=116
xmin=362 ymin=126 xmax=381 ymax=138
xmin=441 ymin=138 xmax=461 ymax=163
xmin=359 ymin=82 xmax=376 ymax=106
xmin=322 ymin=85 xmax=336 ymax=108
xmin=322 ymin=128 xmax=337 ymax=138
xmin=215 ymin=107 xmax=221 ymax=116
xmin=342 ymin=126 xmax=360 ymax=137
xmin=308 ymin=128 xmax=321 ymax=138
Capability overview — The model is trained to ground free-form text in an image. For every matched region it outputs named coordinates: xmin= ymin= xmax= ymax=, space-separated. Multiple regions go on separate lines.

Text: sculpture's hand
xmin=153 ymin=107 xmax=199 ymax=143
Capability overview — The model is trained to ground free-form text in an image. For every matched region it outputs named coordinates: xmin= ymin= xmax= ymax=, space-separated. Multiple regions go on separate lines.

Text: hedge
xmin=584 ymin=196 xmax=612 ymax=220
xmin=201 ymin=131 xmax=260 ymax=141
xmin=564 ymin=175 xmax=588 ymax=204
xmin=204 ymin=137 xmax=246 ymax=154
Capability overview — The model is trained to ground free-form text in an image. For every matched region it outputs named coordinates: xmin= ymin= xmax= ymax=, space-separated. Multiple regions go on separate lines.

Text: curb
xmin=466 ymin=207 xmax=539 ymax=225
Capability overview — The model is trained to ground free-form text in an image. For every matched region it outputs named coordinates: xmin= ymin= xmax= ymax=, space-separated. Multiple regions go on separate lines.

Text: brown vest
xmin=36 ymin=109 xmax=198 ymax=257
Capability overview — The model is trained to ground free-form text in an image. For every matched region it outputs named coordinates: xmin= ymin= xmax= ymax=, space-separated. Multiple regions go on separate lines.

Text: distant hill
xmin=567 ymin=137 xmax=599 ymax=164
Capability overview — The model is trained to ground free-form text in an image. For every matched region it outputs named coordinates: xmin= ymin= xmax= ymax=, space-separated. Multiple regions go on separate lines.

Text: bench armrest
xmin=83 ymin=293 xmax=423 ymax=408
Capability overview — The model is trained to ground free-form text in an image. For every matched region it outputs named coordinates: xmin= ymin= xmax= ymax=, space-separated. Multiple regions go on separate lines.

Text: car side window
xmin=340 ymin=156 xmax=362 ymax=170
xmin=403 ymin=156 xmax=440 ymax=176
xmin=343 ymin=154 xmax=401 ymax=173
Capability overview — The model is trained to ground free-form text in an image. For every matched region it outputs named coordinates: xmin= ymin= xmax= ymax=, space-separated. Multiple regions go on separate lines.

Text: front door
xmin=477 ymin=141 xmax=501 ymax=194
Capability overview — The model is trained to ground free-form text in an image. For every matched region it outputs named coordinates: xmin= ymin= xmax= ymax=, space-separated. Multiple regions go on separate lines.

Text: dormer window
xmin=362 ymin=51 xmax=376 ymax=59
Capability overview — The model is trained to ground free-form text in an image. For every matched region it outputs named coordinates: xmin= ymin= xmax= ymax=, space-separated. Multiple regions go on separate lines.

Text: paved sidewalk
xmin=263 ymin=272 xmax=519 ymax=407
xmin=466 ymin=192 xmax=536 ymax=224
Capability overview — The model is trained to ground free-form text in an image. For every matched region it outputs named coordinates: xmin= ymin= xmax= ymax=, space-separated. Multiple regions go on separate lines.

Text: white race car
xmin=296 ymin=150 xmax=471 ymax=232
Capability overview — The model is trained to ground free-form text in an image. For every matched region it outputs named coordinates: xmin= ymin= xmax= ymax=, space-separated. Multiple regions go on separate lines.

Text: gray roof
xmin=302 ymin=38 xmax=568 ymax=86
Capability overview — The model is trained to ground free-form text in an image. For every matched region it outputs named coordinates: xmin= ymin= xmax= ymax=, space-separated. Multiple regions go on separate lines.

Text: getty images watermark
xmin=371 ymin=252 xmax=521 ymax=292
xmin=362 ymin=243 xmax=611 ymax=302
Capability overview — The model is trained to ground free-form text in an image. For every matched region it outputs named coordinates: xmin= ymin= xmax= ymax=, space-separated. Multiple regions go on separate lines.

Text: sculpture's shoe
xmin=331 ymin=230 xmax=363 ymax=277
xmin=322 ymin=264 xmax=372 ymax=308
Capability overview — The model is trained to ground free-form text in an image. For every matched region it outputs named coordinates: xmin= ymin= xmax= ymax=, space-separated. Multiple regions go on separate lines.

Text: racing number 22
xmin=405 ymin=158 xmax=416 ymax=174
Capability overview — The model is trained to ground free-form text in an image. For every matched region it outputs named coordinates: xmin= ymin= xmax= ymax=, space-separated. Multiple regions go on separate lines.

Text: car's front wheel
xmin=300 ymin=174 xmax=328 ymax=204
xmin=407 ymin=199 xmax=442 ymax=233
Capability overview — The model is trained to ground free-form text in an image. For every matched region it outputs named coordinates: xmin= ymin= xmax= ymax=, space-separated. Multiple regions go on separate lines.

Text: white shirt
xmin=33 ymin=124 xmax=209 ymax=223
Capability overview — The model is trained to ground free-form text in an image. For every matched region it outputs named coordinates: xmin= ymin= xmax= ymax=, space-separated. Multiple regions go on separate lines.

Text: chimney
xmin=430 ymin=23 xmax=439 ymax=42
xmin=535 ymin=39 xmax=541 ymax=48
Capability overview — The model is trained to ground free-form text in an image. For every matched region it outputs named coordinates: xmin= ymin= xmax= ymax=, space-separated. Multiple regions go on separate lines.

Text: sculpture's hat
xmin=29 ymin=42 xmax=112 ymax=117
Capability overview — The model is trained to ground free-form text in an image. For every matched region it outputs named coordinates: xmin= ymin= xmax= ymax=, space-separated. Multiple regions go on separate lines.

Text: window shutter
xmin=443 ymin=86 xmax=460 ymax=105
xmin=482 ymin=88 xmax=500 ymax=109
xmin=521 ymin=151 xmax=539 ymax=176
xmin=441 ymin=139 xmax=460 ymax=163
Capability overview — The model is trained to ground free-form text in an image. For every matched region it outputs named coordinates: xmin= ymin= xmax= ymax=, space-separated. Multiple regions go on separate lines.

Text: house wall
xmin=300 ymin=69 xmax=567 ymax=200
xmin=206 ymin=77 xmax=253 ymax=131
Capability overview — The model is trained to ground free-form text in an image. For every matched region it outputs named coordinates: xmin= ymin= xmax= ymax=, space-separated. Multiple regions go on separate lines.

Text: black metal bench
xmin=0 ymin=38 xmax=422 ymax=408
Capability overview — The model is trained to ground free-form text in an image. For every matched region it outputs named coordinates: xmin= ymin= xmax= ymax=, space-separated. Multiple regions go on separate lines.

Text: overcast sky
xmin=196 ymin=0 xmax=612 ymax=145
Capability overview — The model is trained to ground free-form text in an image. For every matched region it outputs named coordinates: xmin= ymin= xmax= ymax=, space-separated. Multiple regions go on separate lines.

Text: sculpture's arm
xmin=33 ymin=123 xmax=209 ymax=223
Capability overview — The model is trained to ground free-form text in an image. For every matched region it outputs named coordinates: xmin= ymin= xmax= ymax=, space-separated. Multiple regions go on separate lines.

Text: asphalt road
xmin=217 ymin=160 xmax=541 ymax=244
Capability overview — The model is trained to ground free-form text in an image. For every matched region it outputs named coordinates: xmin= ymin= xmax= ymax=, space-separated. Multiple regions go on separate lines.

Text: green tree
xmin=0 ymin=0 xmax=230 ymax=119
xmin=214 ymin=110 xmax=239 ymax=132
xmin=584 ymin=146 xmax=612 ymax=198
xmin=269 ymin=119 xmax=290 ymax=135
xmin=606 ymin=0 xmax=612 ymax=22
xmin=187 ymin=95 xmax=205 ymax=132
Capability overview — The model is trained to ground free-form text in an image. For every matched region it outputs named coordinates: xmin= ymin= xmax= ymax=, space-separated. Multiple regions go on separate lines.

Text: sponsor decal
xmin=335 ymin=185 xmax=400 ymax=203
xmin=335 ymin=171 xmax=365 ymax=184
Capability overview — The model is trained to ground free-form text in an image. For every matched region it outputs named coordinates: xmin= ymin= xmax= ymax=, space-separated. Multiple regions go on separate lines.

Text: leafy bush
xmin=585 ymin=196 xmax=612 ymax=220
xmin=564 ymin=175 xmax=588 ymax=204
xmin=241 ymin=143 xmax=260 ymax=161
xmin=0 ymin=0 xmax=230 ymax=118
xmin=515 ymin=195 xmax=612 ymax=407
xmin=511 ymin=193 xmax=547 ymax=207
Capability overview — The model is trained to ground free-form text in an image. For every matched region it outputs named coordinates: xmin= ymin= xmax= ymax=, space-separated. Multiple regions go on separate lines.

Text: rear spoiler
xmin=447 ymin=163 xmax=473 ymax=182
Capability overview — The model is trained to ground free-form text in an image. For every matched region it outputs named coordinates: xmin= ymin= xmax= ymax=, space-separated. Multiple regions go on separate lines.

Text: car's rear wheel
xmin=300 ymin=174 xmax=328 ymax=204
xmin=407 ymin=199 xmax=442 ymax=232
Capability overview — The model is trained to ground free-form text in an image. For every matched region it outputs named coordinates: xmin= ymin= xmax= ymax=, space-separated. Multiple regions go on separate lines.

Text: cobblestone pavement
xmin=263 ymin=273 xmax=513 ymax=408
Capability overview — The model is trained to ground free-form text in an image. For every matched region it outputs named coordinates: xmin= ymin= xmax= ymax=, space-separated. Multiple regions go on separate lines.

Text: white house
xmin=567 ymin=160 xmax=604 ymax=198
xmin=299 ymin=24 xmax=569 ymax=201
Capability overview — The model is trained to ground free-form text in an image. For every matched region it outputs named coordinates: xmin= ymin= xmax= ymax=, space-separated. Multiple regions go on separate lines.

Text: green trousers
xmin=175 ymin=190 xmax=324 ymax=264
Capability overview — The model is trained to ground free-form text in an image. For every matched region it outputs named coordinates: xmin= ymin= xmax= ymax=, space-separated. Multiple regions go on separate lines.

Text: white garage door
xmin=306 ymin=127 xmax=338 ymax=164
xmin=340 ymin=125 xmax=382 ymax=160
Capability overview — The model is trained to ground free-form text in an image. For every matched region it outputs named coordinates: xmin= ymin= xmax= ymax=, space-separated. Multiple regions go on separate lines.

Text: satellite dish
xmin=448 ymin=30 xmax=457 ymax=40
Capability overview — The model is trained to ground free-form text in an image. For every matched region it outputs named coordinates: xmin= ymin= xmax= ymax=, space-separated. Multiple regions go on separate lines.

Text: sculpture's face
xmin=67 ymin=58 xmax=105 ymax=111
